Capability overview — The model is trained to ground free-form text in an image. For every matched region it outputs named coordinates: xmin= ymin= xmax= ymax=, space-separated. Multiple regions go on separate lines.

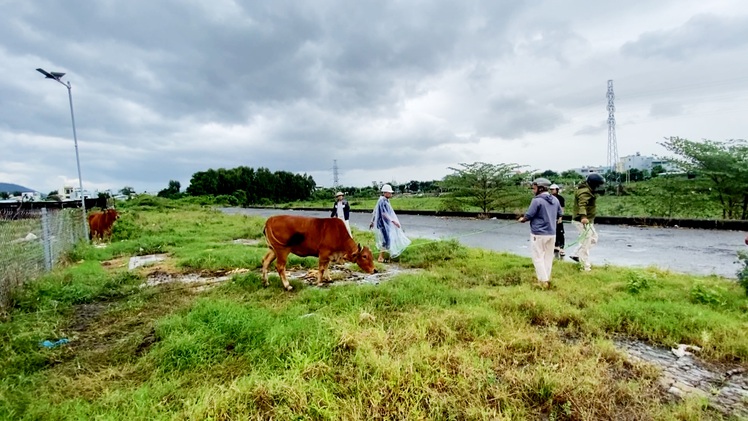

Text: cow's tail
xmin=263 ymin=223 xmax=277 ymax=250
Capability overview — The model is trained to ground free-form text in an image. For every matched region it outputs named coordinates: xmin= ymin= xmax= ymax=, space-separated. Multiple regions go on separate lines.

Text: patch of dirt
xmin=101 ymin=256 xmax=129 ymax=270
xmin=68 ymin=302 xmax=111 ymax=333
xmin=284 ymin=263 xmax=422 ymax=287
xmin=142 ymin=268 xmax=248 ymax=290
xmin=135 ymin=328 xmax=157 ymax=357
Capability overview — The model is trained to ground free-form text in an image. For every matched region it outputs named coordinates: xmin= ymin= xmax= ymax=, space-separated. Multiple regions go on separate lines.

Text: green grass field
xmin=1 ymin=197 xmax=746 ymax=419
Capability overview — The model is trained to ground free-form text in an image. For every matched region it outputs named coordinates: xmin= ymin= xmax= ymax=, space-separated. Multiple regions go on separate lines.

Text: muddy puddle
xmin=615 ymin=339 xmax=747 ymax=417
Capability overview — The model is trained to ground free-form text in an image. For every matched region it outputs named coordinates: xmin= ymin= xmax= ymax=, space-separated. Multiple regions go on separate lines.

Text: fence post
xmin=41 ymin=208 xmax=53 ymax=271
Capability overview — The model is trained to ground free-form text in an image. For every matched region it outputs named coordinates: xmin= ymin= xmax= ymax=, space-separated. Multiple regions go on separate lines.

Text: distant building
xmin=59 ymin=184 xmax=92 ymax=200
xmin=571 ymin=166 xmax=609 ymax=176
xmin=619 ymin=152 xmax=680 ymax=172
xmin=0 ymin=191 xmax=42 ymax=202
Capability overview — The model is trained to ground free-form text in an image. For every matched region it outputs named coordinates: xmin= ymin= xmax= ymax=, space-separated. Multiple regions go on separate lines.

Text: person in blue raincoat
xmin=369 ymin=184 xmax=410 ymax=262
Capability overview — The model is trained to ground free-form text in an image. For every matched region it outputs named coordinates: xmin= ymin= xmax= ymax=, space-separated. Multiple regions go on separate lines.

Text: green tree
xmin=650 ymin=164 xmax=666 ymax=177
xmin=119 ymin=186 xmax=136 ymax=198
xmin=186 ymin=166 xmax=316 ymax=205
xmin=439 ymin=162 xmax=525 ymax=213
xmin=560 ymin=170 xmax=583 ymax=180
xmin=158 ymin=180 xmax=182 ymax=199
xmin=540 ymin=170 xmax=560 ymax=179
xmin=660 ymin=137 xmax=748 ymax=219
xmin=0 ymin=192 xmax=9 ymax=200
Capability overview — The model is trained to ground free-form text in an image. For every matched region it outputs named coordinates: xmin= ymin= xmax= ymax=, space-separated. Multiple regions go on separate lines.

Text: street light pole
xmin=36 ymin=68 xmax=89 ymax=241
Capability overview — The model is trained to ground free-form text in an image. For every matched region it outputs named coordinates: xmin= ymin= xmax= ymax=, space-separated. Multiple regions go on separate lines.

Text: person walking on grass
xmin=550 ymin=183 xmax=565 ymax=258
xmin=330 ymin=191 xmax=351 ymax=236
xmin=518 ymin=178 xmax=562 ymax=289
xmin=370 ymin=184 xmax=410 ymax=262
xmin=570 ymin=173 xmax=606 ymax=271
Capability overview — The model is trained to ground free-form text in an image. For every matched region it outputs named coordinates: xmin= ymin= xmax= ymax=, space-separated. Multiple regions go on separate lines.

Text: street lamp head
xmin=36 ymin=68 xmax=65 ymax=80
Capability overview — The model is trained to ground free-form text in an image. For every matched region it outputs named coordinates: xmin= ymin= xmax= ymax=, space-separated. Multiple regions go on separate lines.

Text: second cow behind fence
xmin=88 ymin=208 xmax=119 ymax=241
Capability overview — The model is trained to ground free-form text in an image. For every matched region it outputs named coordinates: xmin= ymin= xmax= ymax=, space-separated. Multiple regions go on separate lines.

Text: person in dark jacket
xmin=550 ymin=183 xmax=565 ymax=258
xmin=570 ymin=173 xmax=605 ymax=271
xmin=518 ymin=178 xmax=562 ymax=288
xmin=330 ymin=191 xmax=351 ymax=236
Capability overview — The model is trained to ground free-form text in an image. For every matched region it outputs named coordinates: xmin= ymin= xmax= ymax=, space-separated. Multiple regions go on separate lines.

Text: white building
xmin=59 ymin=184 xmax=92 ymax=200
xmin=619 ymin=152 xmax=680 ymax=172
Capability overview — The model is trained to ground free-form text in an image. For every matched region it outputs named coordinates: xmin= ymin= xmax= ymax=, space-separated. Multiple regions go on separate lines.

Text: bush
xmin=626 ymin=272 xmax=655 ymax=294
xmin=213 ymin=195 xmax=239 ymax=207
xmin=110 ymin=211 xmax=138 ymax=241
xmin=438 ymin=198 xmax=465 ymax=212
xmin=690 ymin=283 xmax=726 ymax=307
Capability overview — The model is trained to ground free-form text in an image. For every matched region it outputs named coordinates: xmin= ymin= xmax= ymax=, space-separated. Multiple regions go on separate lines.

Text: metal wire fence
xmin=0 ymin=207 xmax=86 ymax=310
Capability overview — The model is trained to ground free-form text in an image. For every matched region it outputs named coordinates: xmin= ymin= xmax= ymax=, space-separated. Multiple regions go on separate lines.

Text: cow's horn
xmin=357 ymin=243 xmax=363 ymax=252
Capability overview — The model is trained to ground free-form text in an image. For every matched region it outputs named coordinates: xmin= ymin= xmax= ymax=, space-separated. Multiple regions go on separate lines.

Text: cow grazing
xmin=88 ymin=208 xmax=119 ymax=241
xmin=262 ymin=215 xmax=375 ymax=290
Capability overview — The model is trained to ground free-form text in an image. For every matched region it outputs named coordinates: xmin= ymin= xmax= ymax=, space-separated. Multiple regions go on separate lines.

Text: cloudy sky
xmin=1 ymin=0 xmax=747 ymax=194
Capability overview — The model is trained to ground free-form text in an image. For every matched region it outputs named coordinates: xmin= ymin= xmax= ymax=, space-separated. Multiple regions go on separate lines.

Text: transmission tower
xmin=332 ymin=159 xmax=339 ymax=188
xmin=606 ymin=80 xmax=619 ymax=173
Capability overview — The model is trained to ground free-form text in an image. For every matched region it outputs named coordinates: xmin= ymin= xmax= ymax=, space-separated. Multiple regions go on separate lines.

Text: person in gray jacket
xmin=518 ymin=178 xmax=563 ymax=288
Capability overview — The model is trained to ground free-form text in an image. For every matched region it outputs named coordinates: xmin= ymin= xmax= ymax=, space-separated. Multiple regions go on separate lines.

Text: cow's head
xmin=352 ymin=243 xmax=375 ymax=274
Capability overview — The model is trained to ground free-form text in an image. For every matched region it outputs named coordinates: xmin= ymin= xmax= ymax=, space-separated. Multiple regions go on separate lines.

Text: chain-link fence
xmin=0 ymin=208 xmax=86 ymax=310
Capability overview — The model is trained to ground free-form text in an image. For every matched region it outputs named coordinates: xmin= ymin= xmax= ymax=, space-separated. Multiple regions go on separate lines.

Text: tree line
xmin=169 ymin=167 xmax=316 ymax=206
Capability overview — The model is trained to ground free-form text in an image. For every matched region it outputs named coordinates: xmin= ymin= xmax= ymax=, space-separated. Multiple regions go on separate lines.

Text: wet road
xmin=223 ymin=208 xmax=747 ymax=279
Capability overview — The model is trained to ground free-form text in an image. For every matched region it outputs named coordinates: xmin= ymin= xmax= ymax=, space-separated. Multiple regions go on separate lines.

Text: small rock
xmin=672 ymin=344 xmax=701 ymax=358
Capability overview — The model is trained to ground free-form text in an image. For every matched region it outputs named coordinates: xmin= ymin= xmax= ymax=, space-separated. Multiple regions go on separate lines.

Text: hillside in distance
xmin=0 ymin=182 xmax=38 ymax=193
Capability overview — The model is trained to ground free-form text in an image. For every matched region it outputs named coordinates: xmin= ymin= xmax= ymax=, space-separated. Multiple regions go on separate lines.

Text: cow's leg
xmin=261 ymin=249 xmax=276 ymax=287
xmin=274 ymin=252 xmax=293 ymax=291
xmin=316 ymin=254 xmax=331 ymax=286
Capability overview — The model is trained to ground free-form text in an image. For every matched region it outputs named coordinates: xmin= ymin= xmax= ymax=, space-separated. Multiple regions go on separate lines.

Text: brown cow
xmin=88 ymin=208 xmax=119 ymax=241
xmin=262 ymin=215 xmax=375 ymax=290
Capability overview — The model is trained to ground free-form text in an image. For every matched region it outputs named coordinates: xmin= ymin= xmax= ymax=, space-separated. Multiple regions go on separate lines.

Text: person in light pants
xmin=570 ymin=173 xmax=605 ymax=271
xmin=518 ymin=178 xmax=562 ymax=288
xmin=571 ymin=221 xmax=598 ymax=271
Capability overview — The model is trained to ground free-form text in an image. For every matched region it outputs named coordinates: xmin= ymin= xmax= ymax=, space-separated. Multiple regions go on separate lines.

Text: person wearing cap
xmin=330 ymin=191 xmax=351 ymax=236
xmin=518 ymin=178 xmax=563 ymax=288
xmin=369 ymin=184 xmax=409 ymax=262
xmin=570 ymin=173 xmax=606 ymax=271
xmin=549 ymin=184 xmax=565 ymax=258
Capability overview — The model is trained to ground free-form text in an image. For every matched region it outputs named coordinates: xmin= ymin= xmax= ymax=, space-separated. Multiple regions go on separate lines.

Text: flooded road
xmin=223 ymin=208 xmax=746 ymax=279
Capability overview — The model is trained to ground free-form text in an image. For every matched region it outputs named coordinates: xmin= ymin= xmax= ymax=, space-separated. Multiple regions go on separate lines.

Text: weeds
xmin=626 ymin=271 xmax=656 ymax=294
xmin=690 ymin=283 xmax=727 ymax=307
